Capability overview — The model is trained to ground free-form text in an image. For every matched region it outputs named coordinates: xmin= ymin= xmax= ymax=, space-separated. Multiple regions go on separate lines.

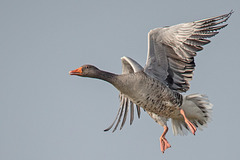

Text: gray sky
xmin=1 ymin=0 xmax=239 ymax=160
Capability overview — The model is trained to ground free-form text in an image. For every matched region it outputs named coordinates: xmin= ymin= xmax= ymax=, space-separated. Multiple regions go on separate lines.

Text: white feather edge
xmin=121 ymin=56 xmax=143 ymax=73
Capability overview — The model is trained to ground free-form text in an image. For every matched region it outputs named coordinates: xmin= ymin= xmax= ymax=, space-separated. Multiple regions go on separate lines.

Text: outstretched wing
xmin=104 ymin=57 xmax=143 ymax=132
xmin=144 ymin=11 xmax=233 ymax=92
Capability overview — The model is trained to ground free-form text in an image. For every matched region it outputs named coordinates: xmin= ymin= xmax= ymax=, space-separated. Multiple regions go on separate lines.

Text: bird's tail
xmin=171 ymin=94 xmax=213 ymax=136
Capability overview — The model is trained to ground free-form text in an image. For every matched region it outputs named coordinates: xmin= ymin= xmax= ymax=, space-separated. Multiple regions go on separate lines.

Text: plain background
xmin=1 ymin=0 xmax=239 ymax=160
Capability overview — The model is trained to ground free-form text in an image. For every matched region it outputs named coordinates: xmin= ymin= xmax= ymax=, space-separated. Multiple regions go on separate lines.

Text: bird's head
xmin=69 ymin=65 xmax=100 ymax=78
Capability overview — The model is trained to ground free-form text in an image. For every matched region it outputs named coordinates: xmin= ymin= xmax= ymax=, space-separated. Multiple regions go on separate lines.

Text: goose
xmin=69 ymin=11 xmax=232 ymax=153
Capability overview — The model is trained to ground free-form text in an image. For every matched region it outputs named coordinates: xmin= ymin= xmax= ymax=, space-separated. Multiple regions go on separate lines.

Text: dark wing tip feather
xmin=183 ymin=42 xmax=203 ymax=52
xmin=104 ymin=95 xmax=141 ymax=132
xmin=196 ymin=24 xmax=228 ymax=33
xmin=130 ymin=101 xmax=134 ymax=125
xmin=120 ymin=98 xmax=129 ymax=130
xmin=112 ymin=98 xmax=125 ymax=132
xmin=196 ymin=10 xmax=233 ymax=24
xmin=192 ymin=11 xmax=232 ymax=39
xmin=107 ymin=96 xmax=125 ymax=132
xmin=185 ymin=38 xmax=210 ymax=46
xmin=136 ymin=105 xmax=141 ymax=118
xmin=103 ymin=107 xmax=121 ymax=132
xmin=190 ymin=32 xmax=219 ymax=39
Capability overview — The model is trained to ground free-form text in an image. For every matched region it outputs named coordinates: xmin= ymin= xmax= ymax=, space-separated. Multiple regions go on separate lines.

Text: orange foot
xmin=160 ymin=136 xmax=171 ymax=153
xmin=180 ymin=109 xmax=197 ymax=135
xmin=160 ymin=126 xmax=171 ymax=153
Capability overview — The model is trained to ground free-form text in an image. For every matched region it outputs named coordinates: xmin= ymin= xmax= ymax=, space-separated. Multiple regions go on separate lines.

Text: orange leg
xmin=180 ymin=109 xmax=197 ymax=135
xmin=159 ymin=126 xmax=171 ymax=153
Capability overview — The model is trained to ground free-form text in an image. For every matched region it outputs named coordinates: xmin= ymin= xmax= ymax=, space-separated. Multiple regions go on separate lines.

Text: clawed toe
xmin=186 ymin=120 xmax=197 ymax=135
xmin=159 ymin=125 xmax=171 ymax=153
xmin=160 ymin=137 xmax=171 ymax=153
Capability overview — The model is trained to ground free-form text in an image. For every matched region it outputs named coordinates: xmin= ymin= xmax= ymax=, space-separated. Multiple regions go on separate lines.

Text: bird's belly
xmin=133 ymin=97 xmax=181 ymax=118
xmin=130 ymin=89 xmax=180 ymax=118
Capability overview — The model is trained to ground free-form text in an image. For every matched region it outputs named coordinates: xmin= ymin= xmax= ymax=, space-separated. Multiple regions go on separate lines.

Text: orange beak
xmin=69 ymin=67 xmax=83 ymax=76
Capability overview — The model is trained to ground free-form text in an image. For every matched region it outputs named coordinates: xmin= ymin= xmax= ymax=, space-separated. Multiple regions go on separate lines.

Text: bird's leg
xmin=180 ymin=109 xmax=196 ymax=135
xmin=159 ymin=125 xmax=171 ymax=153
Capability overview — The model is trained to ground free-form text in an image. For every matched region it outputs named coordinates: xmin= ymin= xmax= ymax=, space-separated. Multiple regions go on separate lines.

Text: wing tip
xmin=121 ymin=56 xmax=127 ymax=60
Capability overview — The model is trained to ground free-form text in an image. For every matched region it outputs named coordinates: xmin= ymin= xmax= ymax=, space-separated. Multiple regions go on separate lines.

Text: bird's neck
xmin=92 ymin=69 xmax=131 ymax=94
xmin=95 ymin=69 xmax=119 ymax=85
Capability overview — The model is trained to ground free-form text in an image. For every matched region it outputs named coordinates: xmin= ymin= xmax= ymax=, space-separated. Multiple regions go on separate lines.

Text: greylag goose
xmin=69 ymin=11 xmax=232 ymax=153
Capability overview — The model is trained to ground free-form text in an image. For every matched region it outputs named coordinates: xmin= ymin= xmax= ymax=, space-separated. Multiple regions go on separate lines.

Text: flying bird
xmin=69 ymin=11 xmax=232 ymax=153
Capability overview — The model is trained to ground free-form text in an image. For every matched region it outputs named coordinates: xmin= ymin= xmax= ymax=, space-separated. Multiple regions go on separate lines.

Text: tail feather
xmin=171 ymin=94 xmax=213 ymax=136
